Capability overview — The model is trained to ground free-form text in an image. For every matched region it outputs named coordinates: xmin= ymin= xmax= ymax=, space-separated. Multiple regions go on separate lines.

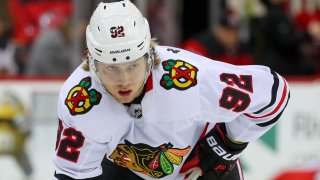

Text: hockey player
xmin=53 ymin=0 xmax=290 ymax=179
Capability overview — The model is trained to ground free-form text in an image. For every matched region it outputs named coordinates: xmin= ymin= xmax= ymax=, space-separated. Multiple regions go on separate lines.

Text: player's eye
xmin=107 ymin=65 xmax=120 ymax=72
xmin=128 ymin=63 xmax=138 ymax=70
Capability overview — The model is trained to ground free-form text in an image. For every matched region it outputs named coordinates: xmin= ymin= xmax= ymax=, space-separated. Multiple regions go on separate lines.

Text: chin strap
xmin=136 ymin=47 xmax=155 ymax=96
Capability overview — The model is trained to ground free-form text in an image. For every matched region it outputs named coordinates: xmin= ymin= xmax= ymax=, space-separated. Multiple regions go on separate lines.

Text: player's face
xmin=96 ymin=57 xmax=148 ymax=103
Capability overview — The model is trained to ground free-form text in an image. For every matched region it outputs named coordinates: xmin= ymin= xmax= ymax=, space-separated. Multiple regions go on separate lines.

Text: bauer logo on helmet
xmin=110 ymin=48 xmax=130 ymax=54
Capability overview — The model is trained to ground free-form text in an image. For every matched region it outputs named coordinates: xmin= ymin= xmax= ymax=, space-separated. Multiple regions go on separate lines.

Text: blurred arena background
xmin=0 ymin=0 xmax=319 ymax=179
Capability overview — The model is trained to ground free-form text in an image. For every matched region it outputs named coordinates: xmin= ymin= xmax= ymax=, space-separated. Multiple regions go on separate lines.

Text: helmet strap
xmin=135 ymin=47 xmax=154 ymax=96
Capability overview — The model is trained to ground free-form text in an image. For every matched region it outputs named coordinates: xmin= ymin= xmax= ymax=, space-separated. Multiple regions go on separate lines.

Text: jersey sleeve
xmin=197 ymin=57 xmax=290 ymax=142
xmin=53 ymin=87 xmax=107 ymax=179
xmin=226 ymin=67 xmax=289 ymax=142
xmin=53 ymin=117 xmax=107 ymax=179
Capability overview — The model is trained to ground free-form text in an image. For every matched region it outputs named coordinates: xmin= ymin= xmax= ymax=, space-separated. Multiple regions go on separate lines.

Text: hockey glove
xmin=180 ymin=123 xmax=248 ymax=180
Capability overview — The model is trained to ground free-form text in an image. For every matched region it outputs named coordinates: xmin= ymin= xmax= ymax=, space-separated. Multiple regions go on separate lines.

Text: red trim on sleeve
xmin=244 ymin=78 xmax=288 ymax=119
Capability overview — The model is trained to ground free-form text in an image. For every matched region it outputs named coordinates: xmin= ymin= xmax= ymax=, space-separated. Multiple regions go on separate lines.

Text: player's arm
xmin=225 ymin=68 xmax=290 ymax=142
xmin=53 ymin=118 xmax=106 ymax=180
xmin=182 ymin=64 xmax=290 ymax=179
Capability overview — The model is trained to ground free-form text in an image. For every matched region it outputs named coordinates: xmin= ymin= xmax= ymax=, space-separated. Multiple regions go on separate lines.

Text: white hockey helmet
xmin=86 ymin=0 xmax=151 ymax=64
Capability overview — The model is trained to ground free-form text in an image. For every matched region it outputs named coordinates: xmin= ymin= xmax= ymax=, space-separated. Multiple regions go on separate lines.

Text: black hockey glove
xmin=180 ymin=123 xmax=248 ymax=180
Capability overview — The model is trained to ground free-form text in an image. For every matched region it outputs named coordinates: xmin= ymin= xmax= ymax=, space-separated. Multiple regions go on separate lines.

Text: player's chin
xmin=115 ymin=90 xmax=140 ymax=103
xmin=115 ymin=96 xmax=135 ymax=104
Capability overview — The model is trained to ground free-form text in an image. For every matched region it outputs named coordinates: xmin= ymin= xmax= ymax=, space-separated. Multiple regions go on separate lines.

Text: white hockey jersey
xmin=53 ymin=46 xmax=290 ymax=179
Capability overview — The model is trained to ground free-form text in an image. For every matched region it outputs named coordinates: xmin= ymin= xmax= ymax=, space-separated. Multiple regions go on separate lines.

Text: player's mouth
xmin=118 ymin=90 xmax=132 ymax=97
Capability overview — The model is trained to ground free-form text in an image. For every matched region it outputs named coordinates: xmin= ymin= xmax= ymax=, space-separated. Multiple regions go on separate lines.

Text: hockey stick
xmin=186 ymin=167 xmax=202 ymax=180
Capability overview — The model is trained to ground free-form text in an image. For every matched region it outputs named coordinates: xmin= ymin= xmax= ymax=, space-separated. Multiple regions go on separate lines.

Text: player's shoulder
xmin=155 ymin=45 xmax=280 ymax=89
xmin=150 ymin=45 xmax=242 ymax=120
xmin=146 ymin=46 xmax=205 ymax=119
xmin=155 ymin=45 xmax=236 ymax=71
xmin=57 ymin=64 xmax=122 ymax=142
xmin=58 ymin=63 xmax=101 ymax=108
xmin=156 ymin=45 xmax=211 ymax=63
xmin=155 ymin=46 xmax=289 ymax=121
xmin=57 ymin=63 xmax=101 ymax=121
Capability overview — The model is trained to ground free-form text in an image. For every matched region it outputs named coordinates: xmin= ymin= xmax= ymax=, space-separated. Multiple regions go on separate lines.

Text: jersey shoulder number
xmin=218 ymin=73 xmax=253 ymax=112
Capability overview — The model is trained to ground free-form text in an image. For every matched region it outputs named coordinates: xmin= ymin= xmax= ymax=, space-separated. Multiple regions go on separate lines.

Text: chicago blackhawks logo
xmin=110 ymin=140 xmax=191 ymax=178
xmin=65 ymin=77 xmax=101 ymax=115
xmin=160 ymin=60 xmax=198 ymax=90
